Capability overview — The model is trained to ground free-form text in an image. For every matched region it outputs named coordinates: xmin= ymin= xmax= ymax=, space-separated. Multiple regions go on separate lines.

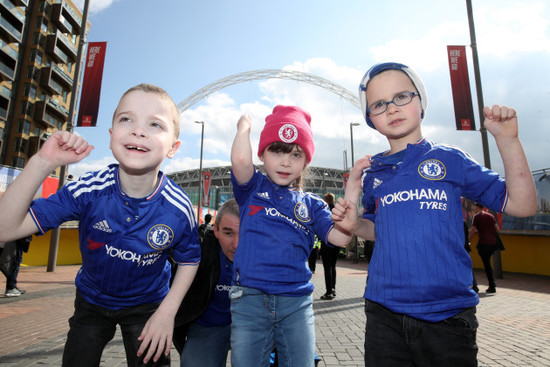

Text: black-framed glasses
xmin=367 ymin=92 xmax=419 ymax=116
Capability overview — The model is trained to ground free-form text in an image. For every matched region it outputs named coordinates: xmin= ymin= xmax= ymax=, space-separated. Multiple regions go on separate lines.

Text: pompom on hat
xmin=258 ymin=105 xmax=315 ymax=163
xmin=358 ymin=62 xmax=428 ymax=129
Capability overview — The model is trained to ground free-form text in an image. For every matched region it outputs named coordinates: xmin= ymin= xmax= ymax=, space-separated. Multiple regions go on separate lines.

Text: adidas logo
xmin=93 ymin=220 xmax=113 ymax=233
xmin=373 ymin=178 xmax=383 ymax=190
xmin=257 ymin=192 xmax=270 ymax=199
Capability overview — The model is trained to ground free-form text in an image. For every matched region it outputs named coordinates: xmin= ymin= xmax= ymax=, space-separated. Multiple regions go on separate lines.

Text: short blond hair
xmin=113 ymin=83 xmax=180 ymax=138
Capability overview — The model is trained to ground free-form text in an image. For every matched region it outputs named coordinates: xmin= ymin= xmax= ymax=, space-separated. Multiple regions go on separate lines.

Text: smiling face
xmin=366 ymin=70 xmax=423 ymax=148
xmin=109 ymin=90 xmax=180 ymax=176
xmin=260 ymin=143 xmax=307 ymax=187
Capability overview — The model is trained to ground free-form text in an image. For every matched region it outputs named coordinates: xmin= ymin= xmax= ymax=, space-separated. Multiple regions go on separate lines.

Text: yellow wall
xmin=470 ymin=233 xmax=550 ymax=276
xmin=22 ymin=229 xmax=82 ymax=266
xmin=22 ymin=229 xmax=550 ymax=276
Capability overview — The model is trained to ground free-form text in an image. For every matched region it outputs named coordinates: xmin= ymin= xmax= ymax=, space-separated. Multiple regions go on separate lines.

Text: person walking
xmin=469 ymin=203 xmax=500 ymax=293
xmin=2 ymin=235 xmax=32 ymax=297
xmin=320 ymin=192 xmax=340 ymax=300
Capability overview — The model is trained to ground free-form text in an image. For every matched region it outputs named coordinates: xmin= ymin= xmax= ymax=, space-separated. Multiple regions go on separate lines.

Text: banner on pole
xmin=447 ymin=45 xmax=476 ymax=131
xmin=202 ymin=171 xmax=211 ymax=207
xmin=77 ymin=42 xmax=107 ymax=127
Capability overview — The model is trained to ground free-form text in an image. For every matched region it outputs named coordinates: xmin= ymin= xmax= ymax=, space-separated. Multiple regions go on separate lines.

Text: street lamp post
xmin=195 ymin=121 xmax=204 ymax=222
xmin=350 ymin=122 xmax=360 ymax=166
xmin=349 ymin=122 xmax=360 ymax=263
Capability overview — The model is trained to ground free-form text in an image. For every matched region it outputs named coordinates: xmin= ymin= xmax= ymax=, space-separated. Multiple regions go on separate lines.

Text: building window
xmin=30 ymin=49 xmax=43 ymax=66
xmin=41 ymin=18 xmax=49 ymax=33
xmin=33 ymin=68 xmax=40 ymax=82
xmin=13 ymin=138 xmax=28 ymax=154
xmin=20 ymin=138 xmax=27 ymax=154
xmin=26 ymin=67 xmax=40 ymax=82
xmin=63 ymin=91 xmax=68 ymax=103
xmin=20 ymin=102 xmax=34 ymax=117
xmin=24 ymin=84 xmax=37 ymax=100
xmin=67 ymin=62 xmax=73 ymax=73
xmin=38 ymin=34 xmax=46 ymax=48
xmin=11 ymin=157 xmax=25 ymax=169
xmin=17 ymin=119 xmax=31 ymax=135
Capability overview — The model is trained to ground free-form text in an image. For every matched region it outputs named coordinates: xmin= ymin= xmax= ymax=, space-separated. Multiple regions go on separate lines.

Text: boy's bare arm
xmin=137 ymin=263 xmax=198 ymax=363
xmin=0 ymin=131 xmax=93 ymax=241
xmin=483 ymin=105 xmax=537 ymax=217
xmin=231 ymin=114 xmax=254 ymax=185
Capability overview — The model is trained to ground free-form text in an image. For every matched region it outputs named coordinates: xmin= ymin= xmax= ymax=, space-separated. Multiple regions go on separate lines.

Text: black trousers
xmin=320 ymin=244 xmax=339 ymax=294
xmin=477 ymin=244 xmax=498 ymax=288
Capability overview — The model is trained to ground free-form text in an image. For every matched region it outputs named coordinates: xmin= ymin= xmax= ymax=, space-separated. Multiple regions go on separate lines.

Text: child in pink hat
xmin=229 ymin=105 xmax=350 ymax=367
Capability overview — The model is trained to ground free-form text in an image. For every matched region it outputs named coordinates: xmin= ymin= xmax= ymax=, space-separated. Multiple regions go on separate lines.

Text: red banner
xmin=202 ymin=171 xmax=211 ymax=207
xmin=77 ymin=42 xmax=107 ymax=127
xmin=447 ymin=45 xmax=476 ymax=131
xmin=41 ymin=177 xmax=59 ymax=198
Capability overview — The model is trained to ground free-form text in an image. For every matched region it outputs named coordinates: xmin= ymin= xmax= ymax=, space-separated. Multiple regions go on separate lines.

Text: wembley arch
xmin=176 ymin=69 xmax=361 ymax=112
xmin=170 ymin=69 xmax=361 ymax=213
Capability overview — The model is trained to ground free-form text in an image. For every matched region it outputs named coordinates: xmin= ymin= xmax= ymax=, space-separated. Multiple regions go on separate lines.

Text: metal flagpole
xmin=466 ymin=0 xmax=502 ymax=278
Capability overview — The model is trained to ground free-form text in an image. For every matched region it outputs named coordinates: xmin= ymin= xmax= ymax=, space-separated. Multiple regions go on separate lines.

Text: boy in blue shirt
xmin=0 ymin=84 xmax=200 ymax=366
xmin=333 ymin=62 xmax=536 ymax=366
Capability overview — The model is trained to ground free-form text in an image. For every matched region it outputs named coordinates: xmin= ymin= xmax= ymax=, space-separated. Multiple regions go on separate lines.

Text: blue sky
xmin=68 ymin=0 xmax=550 ymax=179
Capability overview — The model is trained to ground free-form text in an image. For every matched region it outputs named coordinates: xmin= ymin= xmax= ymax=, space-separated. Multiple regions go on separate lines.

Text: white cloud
xmin=68 ymin=156 xmax=116 ymax=179
xmin=72 ymin=0 xmax=119 ymax=14
xmin=475 ymin=2 xmax=550 ymax=57
xmin=370 ymin=22 xmax=467 ymax=73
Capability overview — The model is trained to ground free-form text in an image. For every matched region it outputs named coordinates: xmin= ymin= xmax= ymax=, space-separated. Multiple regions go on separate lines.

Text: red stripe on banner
xmin=202 ymin=171 xmax=211 ymax=207
xmin=447 ymin=46 xmax=476 ymax=131
xmin=41 ymin=177 xmax=59 ymax=198
xmin=77 ymin=42 xmax=107 ymax=127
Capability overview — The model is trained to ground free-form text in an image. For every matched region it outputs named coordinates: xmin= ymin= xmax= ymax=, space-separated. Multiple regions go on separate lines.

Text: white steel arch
xmin=176 ymin=69 xmax=360 ymax=112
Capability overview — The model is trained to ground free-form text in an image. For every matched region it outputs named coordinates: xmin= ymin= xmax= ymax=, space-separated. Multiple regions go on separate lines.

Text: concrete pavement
xmin=1 ymin=260 xmax=550 ymax=366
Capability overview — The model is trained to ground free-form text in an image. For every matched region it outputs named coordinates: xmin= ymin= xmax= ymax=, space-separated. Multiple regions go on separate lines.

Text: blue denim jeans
xmin=62 ymin=291 xmax=169 ymax=367
xmin=179 ymin=322 xmax=230 ymax=367
xmin=364 ymin=300 xmax=478 ymax=367
xmin=230 ymin=286 xmax=315 ymax=367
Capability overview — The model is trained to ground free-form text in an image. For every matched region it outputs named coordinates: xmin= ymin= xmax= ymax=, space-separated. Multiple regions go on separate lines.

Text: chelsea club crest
xmin=294 ymin=202 xmax=311 ymax=223
xmin=418 ymin=159 xmax=446 ymax=180
xmin=147 ymin=224 xmax=174 ymax=250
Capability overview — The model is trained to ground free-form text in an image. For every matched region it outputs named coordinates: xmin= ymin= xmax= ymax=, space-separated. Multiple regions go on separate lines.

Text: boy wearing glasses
xmin=332 ymin=62 xmax=536 ymax=366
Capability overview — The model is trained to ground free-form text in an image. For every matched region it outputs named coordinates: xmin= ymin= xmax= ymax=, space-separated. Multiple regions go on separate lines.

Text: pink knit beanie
xmin=257 ymin=105 xmax=315 ymax=163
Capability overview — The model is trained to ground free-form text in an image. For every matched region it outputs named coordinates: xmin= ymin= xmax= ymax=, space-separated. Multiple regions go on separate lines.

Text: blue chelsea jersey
xmin=362 ymin=139 xmax=507 ymax=322
xmin=231 ymin=169 xmax=334 ymax=296
xmin=29 ymin=164 xmax=201 ymax=310
xmin=196 ymin=248 xmax=233 ymax=327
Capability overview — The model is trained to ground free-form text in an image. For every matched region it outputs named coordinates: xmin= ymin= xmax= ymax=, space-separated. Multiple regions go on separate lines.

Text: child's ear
xmin=167 ymin=140 xmax=181 ymax=158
